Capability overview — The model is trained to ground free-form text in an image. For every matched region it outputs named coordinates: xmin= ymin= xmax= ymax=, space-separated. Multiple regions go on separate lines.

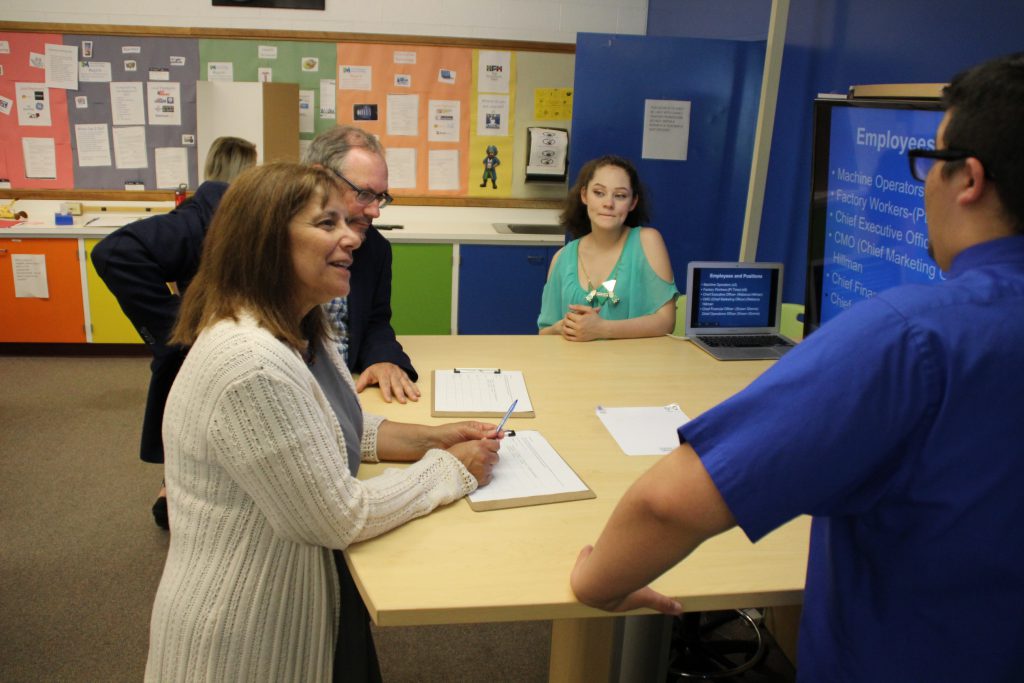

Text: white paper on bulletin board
xmin=299 ymin=89 xmax=315 ymax=133
xmin=642 ymin=99 xmax=691 ymax=161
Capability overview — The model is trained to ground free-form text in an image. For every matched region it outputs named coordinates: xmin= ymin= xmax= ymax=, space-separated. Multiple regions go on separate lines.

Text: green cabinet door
xmin=391 ymin=243 xmax=452 ymax=334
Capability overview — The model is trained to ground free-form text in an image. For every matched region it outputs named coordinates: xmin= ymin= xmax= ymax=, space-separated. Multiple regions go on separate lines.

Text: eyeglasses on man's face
xmin=907 ymin=148 xmax=988 ymax=183
xmin=329 ymin=168 xmax=393 ymax=209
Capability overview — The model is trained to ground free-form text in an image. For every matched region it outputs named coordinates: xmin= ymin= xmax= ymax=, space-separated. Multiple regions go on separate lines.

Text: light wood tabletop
xmin=349 ymin=334 xmax=810 ymax=681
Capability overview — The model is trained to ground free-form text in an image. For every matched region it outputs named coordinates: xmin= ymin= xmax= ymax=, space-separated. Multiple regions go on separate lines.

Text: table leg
xmin=548 ymin=617 xmax=622 ymax=683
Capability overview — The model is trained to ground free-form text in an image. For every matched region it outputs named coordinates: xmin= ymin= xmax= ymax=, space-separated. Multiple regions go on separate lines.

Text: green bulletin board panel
xmin=198 ymin=39 xmax=338 ymax=139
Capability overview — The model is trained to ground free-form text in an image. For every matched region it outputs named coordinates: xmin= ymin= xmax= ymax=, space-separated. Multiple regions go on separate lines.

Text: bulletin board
xmin=0 ymin=32 xmax=73 ymax=190
xmin=65 ymin=34 xmax=199 ymax=190
xmin=336 ymin=42 xmax=473 ymax=196
xmin=0 ymin=22 xmax=574 ymax=206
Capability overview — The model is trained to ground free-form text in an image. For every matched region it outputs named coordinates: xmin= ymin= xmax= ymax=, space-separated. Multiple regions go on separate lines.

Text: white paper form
xmin=45 ymin=44 xmax=78 ymax=90
xmin=642 ymin=99 xmax=691 ymax=161
xmin=79 ymin=61 xmax=112 ymax=83
xmin=319 ymin=79 xmax=336 ymax=119
xmin=112 ymin=126 xmax=148 ymax=169
xmin=467 ymin=430 xmax=588 ymax=503
xmin=477 ymin=94 xmax=509 ymax=136
xmin=477 ymin=50 xmax=511 ymax=93
xmin=207 ymin=62 xmax=234 ymax=82
xmin=154 ymin=147 xmax=188 ymax=188
xmin=147 ymin=82 xmax=181 ymax=125
xmin=433 ymin=369 xmax=533 ymax=414
xmin=339 ymin=65 xmax=371 ymax=90
xmin=110 ymin=81 xmax=145 ymax=126
xmin=386 ymin=94 xmax=419 ymax=136
xmin=22 ymin=137 xmax=56 ymax=178
xmin=74 ymin=123 xmax=112 ymax=167
xmin=428 ymin=100 xmax=460 ymax=142
xmin=11 ymin=254 xmax=49 ymax=298
xmin=299 ymin=89 xmax=315 ymax=133
xmin=595 ymin=404 xmax=690 ymax=456
xmin=16 ymin=83 xmax=51 ymax=126
xmin=427 ymin=149 xmax=459 ymax=191
xmin=385 ymin=147 xmax=416 ymax=189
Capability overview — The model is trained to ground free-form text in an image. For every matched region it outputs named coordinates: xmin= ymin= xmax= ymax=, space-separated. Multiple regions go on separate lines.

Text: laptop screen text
xmin=691 ymin=267 xmax=779 ymax=329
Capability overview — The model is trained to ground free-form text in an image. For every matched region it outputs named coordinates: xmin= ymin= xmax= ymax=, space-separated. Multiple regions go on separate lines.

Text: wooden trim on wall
xmin=0 ymin=21 xmax=576 ymax=54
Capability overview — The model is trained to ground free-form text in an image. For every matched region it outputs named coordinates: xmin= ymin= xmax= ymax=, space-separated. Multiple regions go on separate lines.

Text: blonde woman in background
xmin=203 ymin=135 xmax=257 ymax=182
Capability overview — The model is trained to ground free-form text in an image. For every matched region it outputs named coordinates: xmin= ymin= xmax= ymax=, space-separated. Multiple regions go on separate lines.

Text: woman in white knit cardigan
xmin=145 ymin=162 xmax=500 ymax=682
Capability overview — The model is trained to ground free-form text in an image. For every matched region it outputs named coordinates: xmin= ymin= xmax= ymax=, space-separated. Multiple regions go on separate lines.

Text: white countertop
xmin=1 ymin=200 xmax=565 ymax=246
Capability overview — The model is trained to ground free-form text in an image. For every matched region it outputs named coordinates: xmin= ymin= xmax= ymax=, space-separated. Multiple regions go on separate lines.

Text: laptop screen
xmin=687 ymin=262 xmax=783 ymax=332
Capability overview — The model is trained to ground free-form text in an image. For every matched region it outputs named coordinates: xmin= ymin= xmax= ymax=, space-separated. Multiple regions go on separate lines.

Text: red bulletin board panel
xmin=0 ymin=238 xmax=86 ymax=342
xmin=336 ymin=43 xmax=471 ymax=196
xmin=0 ymin=33 xmax=74 ymax=189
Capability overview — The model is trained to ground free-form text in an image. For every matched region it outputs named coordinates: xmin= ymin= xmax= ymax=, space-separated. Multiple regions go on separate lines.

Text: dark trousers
xmin=332 ymin=549 xmax=383 ymax=683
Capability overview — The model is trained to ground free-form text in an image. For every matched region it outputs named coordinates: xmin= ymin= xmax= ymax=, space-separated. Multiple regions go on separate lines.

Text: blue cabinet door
xmin=458 ymin=244 xmax=558 ymax=334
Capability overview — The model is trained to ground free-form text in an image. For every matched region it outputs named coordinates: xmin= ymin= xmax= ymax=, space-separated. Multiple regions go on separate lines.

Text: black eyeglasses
xmin=329 ymin=168 xmax=393 ymax=209
xmin=907 ymin=149 xmax=988 ymax=183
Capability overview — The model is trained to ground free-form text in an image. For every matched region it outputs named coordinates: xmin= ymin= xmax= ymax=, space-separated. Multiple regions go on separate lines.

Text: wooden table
xmin=349 ymin=335 xmax=810 ymax=681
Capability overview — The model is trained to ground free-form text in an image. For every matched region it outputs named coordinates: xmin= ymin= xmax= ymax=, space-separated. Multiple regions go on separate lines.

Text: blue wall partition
xmin=569 ymin=33 xmax=766 ymax=289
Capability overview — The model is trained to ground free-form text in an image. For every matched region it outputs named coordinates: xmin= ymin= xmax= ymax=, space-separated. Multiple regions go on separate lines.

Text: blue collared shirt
xmin=680 ymin=236 xmax=1024 ymax=681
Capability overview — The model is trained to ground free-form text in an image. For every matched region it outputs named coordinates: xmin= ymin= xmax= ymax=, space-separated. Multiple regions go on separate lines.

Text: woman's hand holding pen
xmin=433 ymin=421 xmax=502 ymax=486
xmin=448 ymin=439 xmax=500 ymax=486
xmin=431 ymin=421 xmax=501 ymax=448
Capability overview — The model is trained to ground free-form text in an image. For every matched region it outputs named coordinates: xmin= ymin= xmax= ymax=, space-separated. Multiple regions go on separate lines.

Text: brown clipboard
xmin=430 ymin=369 xmax=537 ymax=418
xmin=467 ymin=486 xmax=596 ymax=512
xmin=466 ymin=431 xmax=594 ymax=512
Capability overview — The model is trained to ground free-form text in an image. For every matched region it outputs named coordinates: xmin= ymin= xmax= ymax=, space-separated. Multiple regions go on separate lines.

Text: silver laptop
xmin=684 ymin=261 xmax=796 ymax=361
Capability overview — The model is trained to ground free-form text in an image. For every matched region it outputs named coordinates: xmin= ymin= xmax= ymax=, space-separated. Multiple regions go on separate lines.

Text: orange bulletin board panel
xmin=336 ymin=42 xmax=474 ymax=196
xmin=0 ymin=32 xmax=74 ymax=189
xmin=0 ymin=238 xmax=86 ymax=342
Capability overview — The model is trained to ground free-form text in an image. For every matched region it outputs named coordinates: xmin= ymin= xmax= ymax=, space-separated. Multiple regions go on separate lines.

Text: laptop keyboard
xmin=698 ymin=334 xmax=793 ymax=348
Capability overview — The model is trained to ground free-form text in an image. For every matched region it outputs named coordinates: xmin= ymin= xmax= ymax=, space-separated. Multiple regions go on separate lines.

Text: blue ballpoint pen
xmin=495 ymin=399 xmax=517 ymax=435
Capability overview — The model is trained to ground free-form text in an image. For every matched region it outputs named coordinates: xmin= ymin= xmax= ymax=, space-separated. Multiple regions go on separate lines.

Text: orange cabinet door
xmin=0 ymin=238 xmax=87 ymax=343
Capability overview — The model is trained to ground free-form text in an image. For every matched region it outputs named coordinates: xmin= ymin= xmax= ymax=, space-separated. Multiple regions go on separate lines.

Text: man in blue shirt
xmin=571 ymin=52 xmax=1024 ymax=681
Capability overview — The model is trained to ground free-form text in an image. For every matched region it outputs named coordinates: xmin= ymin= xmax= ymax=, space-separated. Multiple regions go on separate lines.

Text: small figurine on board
xmin=480 ymin=145 xmax=500 ymax=189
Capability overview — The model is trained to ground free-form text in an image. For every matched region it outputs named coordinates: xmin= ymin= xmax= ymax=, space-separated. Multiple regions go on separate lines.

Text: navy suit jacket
xmin=91 ymin=181 xmax=415 ymax=463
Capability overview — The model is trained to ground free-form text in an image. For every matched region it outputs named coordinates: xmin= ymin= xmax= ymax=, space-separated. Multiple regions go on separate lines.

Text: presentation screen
xmin=804 ymin=98 xmax=944 ymax=335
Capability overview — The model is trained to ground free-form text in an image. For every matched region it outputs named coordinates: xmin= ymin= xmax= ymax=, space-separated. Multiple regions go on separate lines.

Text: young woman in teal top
xmin=538 ymin=155 xmax=678 ymax=341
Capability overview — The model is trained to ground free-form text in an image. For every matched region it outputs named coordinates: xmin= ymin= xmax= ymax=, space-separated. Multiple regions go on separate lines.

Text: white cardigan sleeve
xmin=207 ymin=365 xmax=476 ymax=548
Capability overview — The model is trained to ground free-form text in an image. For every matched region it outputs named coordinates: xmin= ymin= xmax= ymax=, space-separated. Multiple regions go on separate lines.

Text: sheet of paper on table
xmin=595 ymin=403 xmax=690 ymax=456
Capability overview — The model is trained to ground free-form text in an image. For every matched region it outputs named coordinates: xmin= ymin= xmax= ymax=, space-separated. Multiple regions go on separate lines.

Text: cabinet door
xmin=391 ymin=243 xmax=453 ymax=334
xmin=84 ymin=239 xmax=144 ymax=344
xmin=0 ymin=238 xmax=86 ymax=343
xmin=458 ymin=244 xmax=557 ymax=334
